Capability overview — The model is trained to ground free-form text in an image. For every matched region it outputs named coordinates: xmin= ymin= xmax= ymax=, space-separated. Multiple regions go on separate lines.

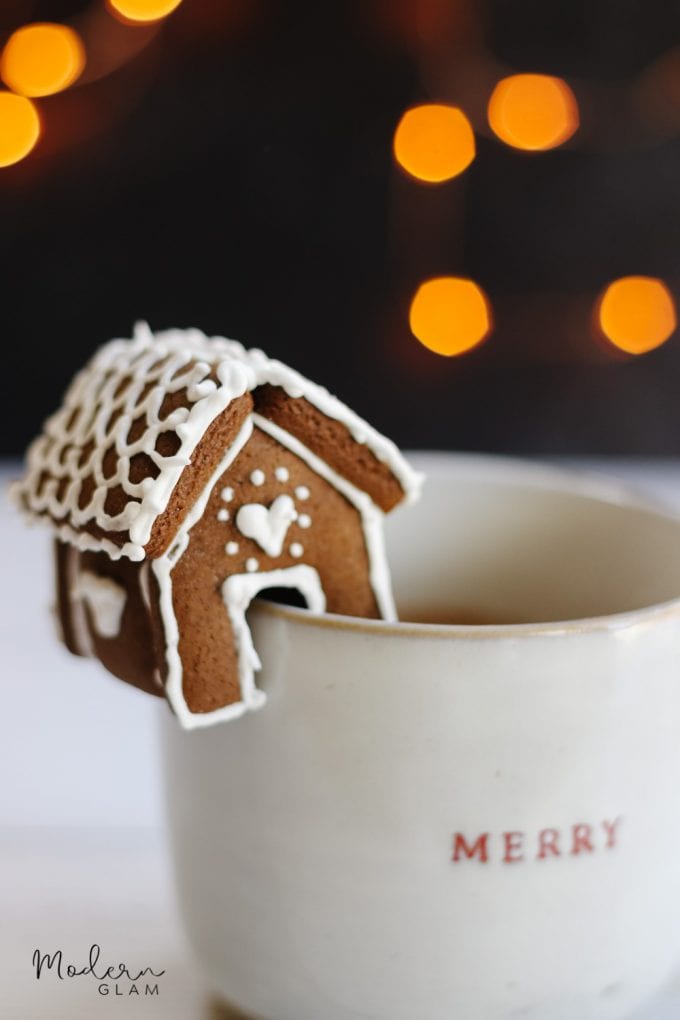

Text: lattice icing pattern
xmin=17 ymin=324 xmax=256 ymax=559
xmin=15 ymin=323 xmax=423 ymax=562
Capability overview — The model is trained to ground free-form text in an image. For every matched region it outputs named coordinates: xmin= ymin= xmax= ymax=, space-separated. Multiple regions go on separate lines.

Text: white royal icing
xmin=16 ymin=325 xmax=423 ymax=731
xmin=253 ymin=415 xmax=397 ymax=621
xmin=13 ymin=324 xmax=257 ymax=561
xmin=225 ymin=541 xmax=239 ymax=555
xmin=152 ymin=418 xmax=254 ymax=729
xmin=217 ymin=508 xmax=230 ymax=522
xmin=231 ymin=343 xmax=422 ymax=500
xmin=154 ymin=417 xmax=328 ymax=729
xmin=221 ymin=565 xmax=326 ymax=712
xmin=297 ymin=513 xmax=311 ymax=529
xmin=74 ymin=570 xmax=127 ymax=639
xmin=235 ymin=495 xmax=297 ymax=557
xmin=13 ymin=325 xmax=422 ymax=563
xmin=289 ymin=542 xmax=303 ymax=558
xmin=151 ymin=413 xmax=397 ymax=729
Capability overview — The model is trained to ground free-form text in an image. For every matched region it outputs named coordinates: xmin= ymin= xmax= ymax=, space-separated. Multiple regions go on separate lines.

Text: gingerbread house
xmin=14 ymin=324 xmax=421 ymax=728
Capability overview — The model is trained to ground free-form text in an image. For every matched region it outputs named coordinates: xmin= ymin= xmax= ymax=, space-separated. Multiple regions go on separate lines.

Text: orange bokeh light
xmin=409 ymin=276 xmax=492 ymax=356
xmin=393 ymin=104 xmax=476 ymax=183
xmin=108 ymin=0 xmax=183 ymax=24
xmin=1 ymin=24 xmax=84 ymax=98
xmin=597 ymin=276 xmax=676 ymax=355
xmin=487 ymin=74 xmax=578 ymax=151
xmin=0 ymin=92 xmax=40 ymax=167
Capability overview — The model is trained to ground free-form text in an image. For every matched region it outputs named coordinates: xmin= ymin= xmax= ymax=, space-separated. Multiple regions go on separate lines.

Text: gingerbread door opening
xmin=221 ymin=564 xmax=326 ymax=714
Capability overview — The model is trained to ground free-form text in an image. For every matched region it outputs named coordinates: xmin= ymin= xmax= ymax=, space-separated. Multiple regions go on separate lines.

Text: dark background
xmin=3 ymin=0 xmax=680 ymax=456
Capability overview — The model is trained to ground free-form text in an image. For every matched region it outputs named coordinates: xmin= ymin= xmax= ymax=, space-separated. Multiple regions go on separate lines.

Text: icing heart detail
xmin=235 ymin=495 xmax=298 ymax=558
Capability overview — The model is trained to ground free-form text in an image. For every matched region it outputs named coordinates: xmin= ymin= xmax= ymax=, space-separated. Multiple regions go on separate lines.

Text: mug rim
xmin=252 ymin=453 xmax=680 ymax=640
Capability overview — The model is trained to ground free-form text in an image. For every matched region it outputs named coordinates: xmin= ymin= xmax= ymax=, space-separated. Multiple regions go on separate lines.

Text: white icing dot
xmin=217 ymin=508 xmax=230 ymax=522
xmin=275 ymin=466 xmax=289 ymax=482
xmin=220 ymin=486 xmax=234 ymax=502
xmin=295 ymin=486 xmax=310 ymax=501
xmin=289 ymin=543 xmax=304 ymax=558
xmin=225 ymin=541 xmax=239 ymax=555
xmin=250 ymin=469 xmax=265 ymax=486
xmin=297 ymin=513 xmax=311 ymax=529
xmin=246 ymin=557 xmax=259 ymax=572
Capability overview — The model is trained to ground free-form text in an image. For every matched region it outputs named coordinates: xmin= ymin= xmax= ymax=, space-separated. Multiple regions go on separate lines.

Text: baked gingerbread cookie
xmin=14 ymin=324 xmax=422 ymax=728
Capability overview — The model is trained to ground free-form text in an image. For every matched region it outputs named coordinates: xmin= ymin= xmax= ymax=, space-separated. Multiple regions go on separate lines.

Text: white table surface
xmin=3 ymin=457 xmax=680 ymax=1020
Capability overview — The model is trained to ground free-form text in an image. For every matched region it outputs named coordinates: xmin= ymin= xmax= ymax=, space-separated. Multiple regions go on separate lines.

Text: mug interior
xmin=256 ymin=454 xmax=680 ymax=628
xmin=386 ymin=455 xmax=680 ymax=625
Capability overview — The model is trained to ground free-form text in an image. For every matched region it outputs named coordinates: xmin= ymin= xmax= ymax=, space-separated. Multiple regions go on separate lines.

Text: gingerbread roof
xmin=14 ymin=323 xmax=422 ymax=561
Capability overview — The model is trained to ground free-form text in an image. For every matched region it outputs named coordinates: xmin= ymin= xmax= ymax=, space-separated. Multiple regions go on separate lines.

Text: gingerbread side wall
xmin=56 ymin=540 xmax=164 ymax=698
xmin=55 ymin=539 xmax=87 ymax=658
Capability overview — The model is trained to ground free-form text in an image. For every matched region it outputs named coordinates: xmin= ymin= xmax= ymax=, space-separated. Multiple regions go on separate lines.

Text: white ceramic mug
xmin=160 ymin=454 xmax=680 ymax=1020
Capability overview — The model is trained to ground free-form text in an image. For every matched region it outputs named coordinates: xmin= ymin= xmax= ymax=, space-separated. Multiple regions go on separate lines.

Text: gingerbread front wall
xmin=55 ymin=425 xmax=379 ymax=718
xmin=170 ymin=426 xmax=378 ymax=714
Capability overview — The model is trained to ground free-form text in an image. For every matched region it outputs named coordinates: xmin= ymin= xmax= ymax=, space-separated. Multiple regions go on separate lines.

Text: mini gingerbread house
xmin=15 ymin=324 xmax=421 ymax=728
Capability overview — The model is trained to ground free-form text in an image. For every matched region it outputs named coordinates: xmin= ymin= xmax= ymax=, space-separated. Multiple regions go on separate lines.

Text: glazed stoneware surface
xmin=161 ymin=455 xmax=680 ymax=1020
